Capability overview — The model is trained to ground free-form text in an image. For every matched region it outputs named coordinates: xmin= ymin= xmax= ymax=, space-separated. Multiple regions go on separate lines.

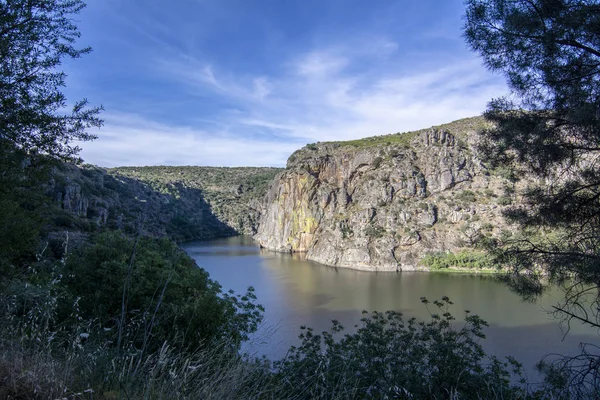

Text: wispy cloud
xmin=75 ymin=1 xmax=508 ymax=167
xmin=80 ymin=113 xmax=300 ymax=167
xmin=296 ymin=52 xmax=348 ymax=78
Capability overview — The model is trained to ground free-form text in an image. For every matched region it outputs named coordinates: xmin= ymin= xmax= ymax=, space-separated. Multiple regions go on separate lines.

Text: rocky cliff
xmin=49 ymin=165 xmax=282 ymax=242
xmin=110 ymin=166 xmax=282 ymax=236
xmin=255 ymin=117 xmax=526 ymax=271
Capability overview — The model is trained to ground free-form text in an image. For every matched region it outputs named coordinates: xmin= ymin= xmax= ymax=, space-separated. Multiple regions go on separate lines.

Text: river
xmin=182 ymin=236 xmax=597 ymax=381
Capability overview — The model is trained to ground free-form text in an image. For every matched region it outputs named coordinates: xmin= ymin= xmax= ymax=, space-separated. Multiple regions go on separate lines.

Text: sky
xmin=64 ymin=0 xmax=509 ymax=167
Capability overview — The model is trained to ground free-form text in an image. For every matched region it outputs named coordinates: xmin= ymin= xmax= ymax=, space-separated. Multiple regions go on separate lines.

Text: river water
xmin=182 ymin=236 xmax=596 ymax=380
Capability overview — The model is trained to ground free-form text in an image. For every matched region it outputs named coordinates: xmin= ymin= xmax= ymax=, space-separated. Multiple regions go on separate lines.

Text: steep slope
xmin=110 ymin=166 xmax=282 ymax=236
xmin=255 ymin=117 xmax=527 ymax=271
xmin=49 ymin=165 xmax=282 ymax=242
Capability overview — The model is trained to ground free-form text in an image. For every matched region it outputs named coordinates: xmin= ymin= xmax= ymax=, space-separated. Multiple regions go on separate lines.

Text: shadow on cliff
xmin=160 ymin=182 xmax=238 ymax=241
xmin=51 ymin=165 xmax=237 ymax=242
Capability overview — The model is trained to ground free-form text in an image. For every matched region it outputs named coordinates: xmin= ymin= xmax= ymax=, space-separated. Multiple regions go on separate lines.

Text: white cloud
xmin=296 ymin=52 xmax=348 ymax=78
xmin=82 ymin=38 xmax=508 ymax=167
xmin=253 ymin=77 xmax=271 ymax=100
xmin=80 ymin=113 xmax=300 ymax=167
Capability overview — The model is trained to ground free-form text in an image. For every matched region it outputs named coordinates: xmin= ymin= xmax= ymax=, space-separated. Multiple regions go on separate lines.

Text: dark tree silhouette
xmin=464 ymin=0 xmax=600 ymax=395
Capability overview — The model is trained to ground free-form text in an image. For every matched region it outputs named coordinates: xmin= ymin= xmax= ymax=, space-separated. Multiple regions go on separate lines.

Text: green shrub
xmin=497 ymin=196 xmax=513 ymax=206
xmin=456 ymin=190 xmax=477 ymax=203
xmin=482 ymin=222 xmax=494 ymax=232
xmin=274 ymin=297 xmax=526 ymax=399
xmin=483 ymin=188 xmax=497 ymax=198
xmin=372 ymin=156 xmax=383 ymax=169
xmin=421 ymin=250 xmax=496 ymax=270
xmin=492 ymin=166 xmax=519 ymax=182
xmin=364 ymin=224 xmax=385 ymax=238
xmin=63 ymin=231 xmax=264 ymax=349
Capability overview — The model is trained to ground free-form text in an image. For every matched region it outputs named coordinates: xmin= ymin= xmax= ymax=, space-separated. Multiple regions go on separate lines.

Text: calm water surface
xmin=182 ymin=236 xmax=597 ymax=379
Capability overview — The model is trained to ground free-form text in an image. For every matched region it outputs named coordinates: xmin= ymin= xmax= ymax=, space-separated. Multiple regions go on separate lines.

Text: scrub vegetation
xmin=421 ymin=250 xmax=497 ymax=271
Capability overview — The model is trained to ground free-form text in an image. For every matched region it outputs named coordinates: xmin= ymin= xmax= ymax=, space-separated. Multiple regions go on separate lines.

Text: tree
xmin=0 ymin=0 xmax=102 ymax=162
xmin=0 ymin=0 xmax=102 ymax=275
xmin=464 ymin=0 xmax=600 ymax=395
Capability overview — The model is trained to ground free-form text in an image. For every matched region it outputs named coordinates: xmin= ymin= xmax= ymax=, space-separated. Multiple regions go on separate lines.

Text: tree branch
xmin=552 ymin=305 xmax=600 ymax=329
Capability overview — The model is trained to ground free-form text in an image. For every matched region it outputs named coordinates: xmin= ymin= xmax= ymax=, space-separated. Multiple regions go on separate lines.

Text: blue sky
xmin=65 ymin=0 xmax=508 ymax=167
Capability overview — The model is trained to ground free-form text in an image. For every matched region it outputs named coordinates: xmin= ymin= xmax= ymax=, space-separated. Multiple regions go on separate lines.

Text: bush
xmin=497 ymin=195 xmax=513 ymax=206
xmin=364 ymin=224 xmax=385 ymax=239
xmin=482 ymin=222 xmax=494 ymax=232
xmin=421 ymin=250 xmax=496 ymax=270
xmin=372 ymin=156 xmax=383 ymax=169
xmin=274 ymin=297 xmax=526 ymax=399
xmin=61 ymin=231 xmax=263 ymax=350
xmin=456 ymin=190 xmax=477 ymax=203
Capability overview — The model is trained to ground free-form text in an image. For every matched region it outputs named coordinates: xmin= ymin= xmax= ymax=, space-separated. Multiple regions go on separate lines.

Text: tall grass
xmin=0 ymin=278 xmax=280 ymax=399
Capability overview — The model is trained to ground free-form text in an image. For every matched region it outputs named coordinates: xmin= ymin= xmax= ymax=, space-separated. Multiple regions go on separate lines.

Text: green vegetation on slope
xmin=421 ymin=250 xmax=498 ymax=271
xmin=304 ymin=116 xmax=491 ymax=151
xmin=43 ymin=164 xmax=282 ymax=243
xmin=110 ymin=166 xmax=282 ymax=236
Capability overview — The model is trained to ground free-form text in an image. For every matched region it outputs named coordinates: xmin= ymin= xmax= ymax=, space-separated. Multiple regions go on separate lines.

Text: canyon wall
xmin=49 ymin=165 xmax=282 ymax=241
xmin=255 ymin=117 xmax=525 ymax=271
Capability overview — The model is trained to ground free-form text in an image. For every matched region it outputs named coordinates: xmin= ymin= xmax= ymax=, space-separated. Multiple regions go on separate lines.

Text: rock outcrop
xmin=49 ymin=165 xmax=282 ymax=241
xmin=255 ymin=117 xmax=525 ymax=271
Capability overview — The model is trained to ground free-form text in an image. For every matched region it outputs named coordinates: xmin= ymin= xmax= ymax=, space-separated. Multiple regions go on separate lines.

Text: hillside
xmin=110 ymin=166 xmax=282 ymax=236
xmin=48 ymin=164 xmax=282 ymax=243
xmin=255 ymin=117 xmax=533 ymax=271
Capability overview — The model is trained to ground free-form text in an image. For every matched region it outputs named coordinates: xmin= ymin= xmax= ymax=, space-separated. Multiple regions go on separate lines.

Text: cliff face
xmin=255 ymin=117 xmax=523 ymax=271
xmin=109 ymin=166 xmax=282 ymax=236
xmin=49 ymin=165 xmax=282 ymax=241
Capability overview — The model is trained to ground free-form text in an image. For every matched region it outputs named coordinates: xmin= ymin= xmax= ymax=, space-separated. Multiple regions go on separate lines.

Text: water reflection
xmin=182 ymin=236 xmax=597 ymax=376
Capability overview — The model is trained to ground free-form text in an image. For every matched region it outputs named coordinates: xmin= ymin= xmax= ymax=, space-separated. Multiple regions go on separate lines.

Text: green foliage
xmin=483 ymin=188 xmax=497 ymax=198
xmin=63 ymin=231 xmax=263 ymax=349
xmin=372 ymin=156 xmax=383 ymax=169
xmin=0 ymin=145 xmax=56 ymax=280
xmin=328 ymin=130 xmax=418 ymax=149
xmin=274 ymin=297 xmax=527 ymax=399
xmin=482 ymin=222 xmax=494 ymax=232
xmin=421 ymin=250 xmax=497 ymax=271
xmin=0 ymin=244 xmax=270 ymax=399
xmin=456 ymin=189 xmax=477 ymax=203
xmin=491 ymin=166 xmax=519 ymax=183
xmin=0 ymin=0 xmax=102 ymax=162
xmin=0 ymin=0 xmax=102 ymax=280
xmin=0 ymin=197 xmax=41 ymax=278
xmin=497 ymin=195 xmax=513 ymax=206
xmin=364 ymin=223 xmax=385 ymax=239
xmin=465 ymin=0 xmax=600 ymax=389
